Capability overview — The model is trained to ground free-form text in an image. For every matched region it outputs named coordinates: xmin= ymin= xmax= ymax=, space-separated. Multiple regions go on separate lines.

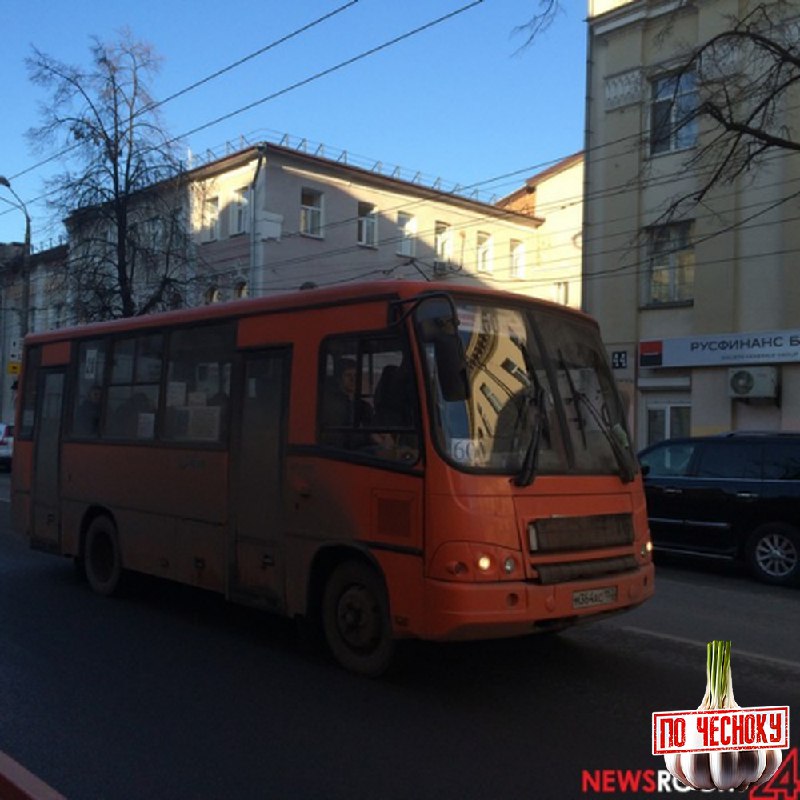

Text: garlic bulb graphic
xmin=664 ymin=642 xmax=783 ymax=792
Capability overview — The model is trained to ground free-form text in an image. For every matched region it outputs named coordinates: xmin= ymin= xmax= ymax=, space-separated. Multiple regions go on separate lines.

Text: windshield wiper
xmin=556 ymin=349 xmax=636 ymax=483
xmin=513 ymin=383 xmax=545 ymax=487
xmin=512 ymin=336 xmax=549 ymax=487
xmin=557 ymin=350 xmax=587 ymax=449
xmin=557 ymin=350 xmax=636 ymax=483
xmin=577 ymin=393 xmax=637 ymax=483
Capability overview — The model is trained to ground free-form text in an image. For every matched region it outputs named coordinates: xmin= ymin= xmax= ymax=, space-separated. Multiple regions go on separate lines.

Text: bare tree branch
xmin=26 ymin=29 xmax=192 ymax=321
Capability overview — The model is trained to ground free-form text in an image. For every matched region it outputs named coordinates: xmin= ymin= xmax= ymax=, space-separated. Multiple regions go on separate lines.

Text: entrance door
xmin=230 ymin=349 xmax=290 ymax=609
xmin=32 ymin=370 xmax=65 ymax=549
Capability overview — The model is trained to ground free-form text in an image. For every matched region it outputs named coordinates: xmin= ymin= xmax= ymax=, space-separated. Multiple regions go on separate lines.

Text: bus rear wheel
xmin=322 ymin=560 xmax=394 ymax=677
xmin=84 ymin=516 xmax=123 ymax=596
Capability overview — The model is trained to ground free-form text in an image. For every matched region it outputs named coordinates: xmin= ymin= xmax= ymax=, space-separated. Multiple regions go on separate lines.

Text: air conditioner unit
xmin=432 ymin=260 xmax=449 ymax=277
xmin=728 ymin=366 xmax=779 ymax=399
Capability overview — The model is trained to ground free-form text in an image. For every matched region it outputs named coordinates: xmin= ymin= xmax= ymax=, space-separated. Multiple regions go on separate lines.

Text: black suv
xmin=638 ymin=432 xmax=800 ymax=586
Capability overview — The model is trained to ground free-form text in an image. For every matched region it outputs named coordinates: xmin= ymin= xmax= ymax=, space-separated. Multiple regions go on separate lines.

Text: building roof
xmin=496 ymin=151 xmax=584 ymax=208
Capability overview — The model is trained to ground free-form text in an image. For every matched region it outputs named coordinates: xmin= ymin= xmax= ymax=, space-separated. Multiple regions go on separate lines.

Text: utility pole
xmin=0 ymin=175 xmax=31 ymax=338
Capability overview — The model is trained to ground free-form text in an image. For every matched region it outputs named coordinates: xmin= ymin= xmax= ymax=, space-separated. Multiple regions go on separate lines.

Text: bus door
xmin=229 ymin=348 xmax=290 ymax=609
xmin=31 ymin=369 xmax=65 ymax=550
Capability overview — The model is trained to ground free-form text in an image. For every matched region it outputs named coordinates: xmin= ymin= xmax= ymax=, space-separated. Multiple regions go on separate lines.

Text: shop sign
xmin=640 ymin=329 xmax=800 ymax=368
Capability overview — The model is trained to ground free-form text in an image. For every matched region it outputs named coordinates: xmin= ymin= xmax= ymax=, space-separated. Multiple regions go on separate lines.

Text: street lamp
xmin=0 ymin=175 xmax=31 ymax=338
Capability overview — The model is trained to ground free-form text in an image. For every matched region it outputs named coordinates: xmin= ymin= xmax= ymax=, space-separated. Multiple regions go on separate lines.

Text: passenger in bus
xmin=321 ymin=358 xmax=372 ymax=447
xmin=75 ymin=385 xmax=103 ymax=435
xmin=370 ymin=362 xmax=418 ymax=461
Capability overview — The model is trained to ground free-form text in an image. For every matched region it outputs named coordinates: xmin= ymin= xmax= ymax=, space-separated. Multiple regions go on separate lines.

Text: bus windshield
xmin=420 ymin=299 xmax=636 ymax=481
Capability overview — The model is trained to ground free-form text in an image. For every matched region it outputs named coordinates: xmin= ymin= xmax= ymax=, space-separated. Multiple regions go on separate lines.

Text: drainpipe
xmin=249 ymin=144 xmax=267 ymax=297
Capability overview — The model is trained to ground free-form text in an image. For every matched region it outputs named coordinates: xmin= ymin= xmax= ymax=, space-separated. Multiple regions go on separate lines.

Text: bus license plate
xmin=572 ymin=586 xmax=617 ymax=609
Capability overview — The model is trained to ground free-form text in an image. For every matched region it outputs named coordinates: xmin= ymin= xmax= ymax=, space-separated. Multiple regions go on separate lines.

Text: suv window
xmin=762 ymin=442 xmax=800 ymax=480
xmin=640 ymin=441 xmax=697 ymax=477
xmin=694 ymin=441 xmax=761 ymax=479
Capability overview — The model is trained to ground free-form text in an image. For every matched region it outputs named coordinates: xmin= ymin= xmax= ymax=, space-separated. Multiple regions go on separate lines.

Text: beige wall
xmin=584 ymin=0 xmax=800 ymax=445
xmin=192 ymin=146 xmax=543 ymax=300
xmin=500 ymin=155 xmax=584 ymax=309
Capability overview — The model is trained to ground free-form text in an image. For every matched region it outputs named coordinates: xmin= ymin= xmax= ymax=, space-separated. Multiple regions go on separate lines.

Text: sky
xmin=0 ymin=0 xmax=588 ymax=250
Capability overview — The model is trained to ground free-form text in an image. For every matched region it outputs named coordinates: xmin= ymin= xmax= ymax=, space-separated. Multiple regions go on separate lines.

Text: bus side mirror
xmin=412 ymin=296 xmax=470 ymax=403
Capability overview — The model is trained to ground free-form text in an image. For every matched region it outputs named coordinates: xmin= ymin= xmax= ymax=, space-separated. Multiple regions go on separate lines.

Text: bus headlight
xmin=429 ymin=543 xmax=524 ymax=582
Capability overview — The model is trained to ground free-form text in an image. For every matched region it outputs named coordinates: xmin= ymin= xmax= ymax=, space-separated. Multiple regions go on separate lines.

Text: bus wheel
xmin=84 ymin=516 xmax=123 ymax=596
xmin=322 ymin=561 xmax=394 ymax=677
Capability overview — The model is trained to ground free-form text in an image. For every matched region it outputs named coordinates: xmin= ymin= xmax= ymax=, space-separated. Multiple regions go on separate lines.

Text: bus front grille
xmin=535 ymin=555 xmax=639 ymax=585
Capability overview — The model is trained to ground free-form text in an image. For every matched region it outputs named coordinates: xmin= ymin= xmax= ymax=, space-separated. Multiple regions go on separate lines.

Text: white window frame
xmin=554 ymin=281 xmax=570 ymax=306
xmin=476 ymin=232 xmax=493 ymax=274
xmin=650 ymin=71 xmax=698 ymax=155
xmin=204 ymin=197 xmax=220 ymax=242
xmin=231 ymin=186 xmax=249 ymax=236
xmin=357 ymin=202 xmax=378 ymax=247
xmin=397 ymin=212 xmax=416 ymax=256
xmin=645 ymin=399 xmax=691 ymax=448
xmin=645 ymin=221 xmax=694 ymax=305
xmin=434 ymin=222 xmax=452 ymax=261
xmin=509 ymin=239 xmax=525 ymax=279
xmin=300 ymin=188 xmax=324 ymax=238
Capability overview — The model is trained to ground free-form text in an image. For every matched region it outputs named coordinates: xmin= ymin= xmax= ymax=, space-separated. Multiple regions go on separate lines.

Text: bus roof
xmin=23 ymin=280 xmax=597 ymax=345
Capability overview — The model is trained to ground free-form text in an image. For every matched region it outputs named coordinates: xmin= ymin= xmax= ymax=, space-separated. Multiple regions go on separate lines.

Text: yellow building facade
xmin=583 ymin=0 xmax=800 ymax=446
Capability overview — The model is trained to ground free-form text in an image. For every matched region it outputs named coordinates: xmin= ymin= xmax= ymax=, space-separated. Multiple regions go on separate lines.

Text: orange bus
xmin=11 ymin=280 xmax=654 ymax=675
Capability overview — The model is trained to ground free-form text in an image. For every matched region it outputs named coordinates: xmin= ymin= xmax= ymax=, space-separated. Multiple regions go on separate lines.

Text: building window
xmin=204 ymin=197 xmax=219 ymax=241
xmin=357 ymin=202 xmax=377 ymax=247
xmin=397 ymin=212 xmax=416 ymax=256
xmin=554 ymin=281 xmax=570 ymax=306
xmin=476 ymin=232 xmax=493 ymax=274
xmin=509 ymin=239 xmax=525 ymax=279
xmin=205 ymin=286 xmax=220 ymax=304
xmin=231 ymin=186 xmax=249 ymax=235
xmin=645 ymin=222 xmax=694 ymax=305
xmin=646 ymin=402 xmax=691 ymax=447
xmin=434 ymin=222 xmax=452 ymax=261
xmin=650 ymin=71 xmax=698 ymax=155
xmin=234 ymin=280 xmax=248 ymax=299
xmin=300 ymin=188 xmax=323 ymax=237
xmin=479 ymin=382 xmax=503 ymax=413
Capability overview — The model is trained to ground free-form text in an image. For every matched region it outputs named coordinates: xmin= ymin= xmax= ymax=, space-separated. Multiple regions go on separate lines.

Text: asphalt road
xmin=0 ymin=476 xmax=798 ymax=799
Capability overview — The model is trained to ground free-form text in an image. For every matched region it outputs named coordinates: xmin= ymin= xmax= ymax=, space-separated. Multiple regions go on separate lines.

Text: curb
xmin=0 ymin=752 xmax=66 ymax=800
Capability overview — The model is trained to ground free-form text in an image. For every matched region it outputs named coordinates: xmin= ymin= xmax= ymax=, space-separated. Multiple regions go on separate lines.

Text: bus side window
xmin=318 ymin=335 xmax=419 ymax=462
xmin=163 ymin=324 xmax=234 ymax=444
xmin=19 ymin=346 xmax=42 ymax=439
xmin=105 ymin=335 xmax=161 ymax=440
xmin=73 ymin=340 xmax=107 ymax=438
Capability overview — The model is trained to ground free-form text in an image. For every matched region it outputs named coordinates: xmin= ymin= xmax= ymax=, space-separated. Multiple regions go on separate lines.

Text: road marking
xmin=619 ymin=625 xmax=800 ymax=673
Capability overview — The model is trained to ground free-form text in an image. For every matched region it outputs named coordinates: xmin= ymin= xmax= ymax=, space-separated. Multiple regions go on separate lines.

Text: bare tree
xmin=27 ymin=29 xmax=192 ymax=320
xmin=514 ymin=0 xmax=561 ymax=50
xmin=657 ymin=1 xmax=800 ymax=220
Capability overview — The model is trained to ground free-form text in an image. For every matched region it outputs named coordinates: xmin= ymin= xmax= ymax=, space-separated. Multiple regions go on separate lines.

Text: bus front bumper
xmin=420 ymin=562 xmax=654 ymax=641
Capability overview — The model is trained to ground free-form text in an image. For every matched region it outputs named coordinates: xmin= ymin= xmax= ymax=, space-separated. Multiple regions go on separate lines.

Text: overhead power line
xmin=173 ymin=0 xmax=485 ymax=143
xmin=6 ymin=1 xmax=363 ymax=184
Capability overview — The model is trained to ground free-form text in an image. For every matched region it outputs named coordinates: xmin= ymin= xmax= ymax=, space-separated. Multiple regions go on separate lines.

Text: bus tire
xmin=322 ymin=560 xmax=394 ymax=677
xmin=84 ymin=516 xmax=123 ymax=597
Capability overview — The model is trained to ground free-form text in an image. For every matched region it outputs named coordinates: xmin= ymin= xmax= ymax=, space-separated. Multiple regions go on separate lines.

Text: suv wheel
xmin=746 ymin=523 xmax=800 ymax=586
